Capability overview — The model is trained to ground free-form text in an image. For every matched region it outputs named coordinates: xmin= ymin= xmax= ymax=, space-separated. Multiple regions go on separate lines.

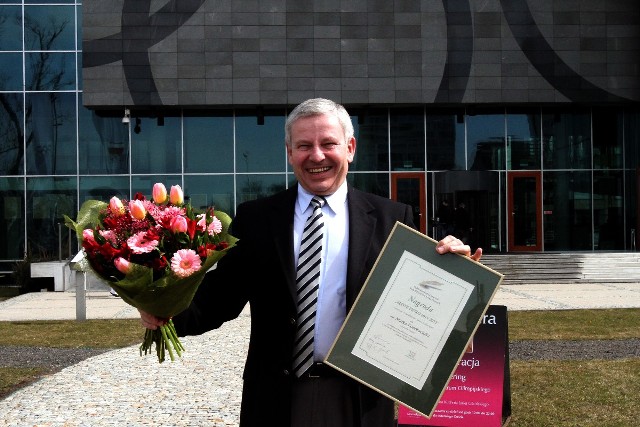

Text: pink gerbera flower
xmin=208 ymin=216 xmax=222 ymax=235
xmin=170 ymin=249 xmax=202 ymax=278
xmin=127 ymin=231 xmax=159 ymax=254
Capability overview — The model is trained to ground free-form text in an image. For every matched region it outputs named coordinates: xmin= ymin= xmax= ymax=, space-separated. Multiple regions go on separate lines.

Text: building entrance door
xmin=391 ymin=173 xmax=426 ymax=234
xmin=508 ymin=171 xmax=542 ymax=251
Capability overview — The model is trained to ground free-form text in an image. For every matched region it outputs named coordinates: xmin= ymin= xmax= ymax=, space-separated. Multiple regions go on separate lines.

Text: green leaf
xmin=64 ymin=200 xmax=108 ymax=243
xmin=108 ymin=245 xmax=234 ymax=319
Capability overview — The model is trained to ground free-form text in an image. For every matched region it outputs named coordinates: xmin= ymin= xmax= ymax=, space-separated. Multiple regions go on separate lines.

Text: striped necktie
xmin=292 ymin=195 xmax=326 ymax=377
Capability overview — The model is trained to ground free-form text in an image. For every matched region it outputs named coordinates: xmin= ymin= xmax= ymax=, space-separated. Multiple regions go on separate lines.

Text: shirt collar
xmin=296 ymin=181 xmax=348 ymax=215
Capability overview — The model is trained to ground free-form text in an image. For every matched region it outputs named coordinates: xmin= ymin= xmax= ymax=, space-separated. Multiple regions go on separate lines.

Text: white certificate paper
xmin=351 ymin=250 xmax=474 ymax=389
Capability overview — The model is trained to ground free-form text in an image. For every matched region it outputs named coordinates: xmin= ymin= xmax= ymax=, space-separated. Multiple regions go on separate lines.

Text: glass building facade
xmin=1 ymin=2 xmax=639 ymax=273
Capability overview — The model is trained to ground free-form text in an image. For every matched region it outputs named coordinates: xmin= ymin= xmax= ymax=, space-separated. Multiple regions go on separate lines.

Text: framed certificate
xmin=324 ymin=222 xmax=503 ymax=418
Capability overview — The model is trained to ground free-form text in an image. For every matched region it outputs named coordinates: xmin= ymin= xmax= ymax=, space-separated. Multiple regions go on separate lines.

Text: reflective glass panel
xmin=592 ymin=108 xmax=623 ymax=169
xmin=25 ymin=52 xmax=76 ymax=90
xmin=184 ymin=174 xmax=234 ymax=215
xmin=0 ymin=93 xmax=24 ymax=175
xmin=624 ymin=111 xmax=640 ymax=170
xmin=625 ymin=169 xmax=638 ymax=251
xmin=594 ymin=171 xmax=624 ymax=249
xmin=0 ymin=53 xmax=22 ymax=90
xmin=131 ymin=116 xmax=181 ymax=174
xmin=506 ymin=108 xmax=541 ymax=170
xmin=426 ymin=111 xmax=464 ymax=171
xmin=79 ymin=176 xmax=129 ymax=205
xmin=350 ymin=108 xmax=388 ymax=171
xmin=236 ymin=174 xmax=286 ymax=204
xmin=76 ymin=7 xmax=82 ymax=52
xmin=132 ymin=175 xmax=182 ymax=200
xmin=543 ymin=171 xmax=592 ymax=250
xmin=432 ymin=170 xmax=500 ymax=251
xmin=0 ymin=6 xmax=22 ymax=51
xmin=0 ymin=177 xmax=25 ymax=260
xmin=24 ymin=5 xmax=75 ymax=51
xmin=235 ymin=111 xmax=286 ymax=173
xmin=542 ymin=110 xmax=591 ymax=170
xmin=184 ymin=114 xmax=233 ymax=173
xmin=26 ymin=177 xmax=76 ymax=260
xmin=390 ymin=108 xmax=425 ymax=171
xmin=467 ymin=109 xmax=504 ymax=171
xmin=25 ymin=92 xmax=77 ymax=175
xmin=348 ymin=172 xmax=389 ymax=198
xmin=78 ymin=106 xmax=129 ymax=175
xmin=25 ymin=0 xmax=76 ymax=3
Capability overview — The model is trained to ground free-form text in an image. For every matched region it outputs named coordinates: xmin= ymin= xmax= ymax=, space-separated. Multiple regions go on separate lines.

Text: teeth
xmin=309 ymin=167 xmax=329 ymax=173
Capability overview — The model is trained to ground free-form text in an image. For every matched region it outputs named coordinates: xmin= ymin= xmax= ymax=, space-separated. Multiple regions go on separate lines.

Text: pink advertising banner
xmin=398 ymin=305 xmax=511 ymax=427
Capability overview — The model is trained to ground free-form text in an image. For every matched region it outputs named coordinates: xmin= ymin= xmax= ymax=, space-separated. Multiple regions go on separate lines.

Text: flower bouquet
xmin=64 ymin=183 xmax=237 ymax=363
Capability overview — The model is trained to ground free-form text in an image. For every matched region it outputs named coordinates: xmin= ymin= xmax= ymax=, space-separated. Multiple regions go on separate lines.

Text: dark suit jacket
xmin=174 ymin=185 xmax=415 ymax=426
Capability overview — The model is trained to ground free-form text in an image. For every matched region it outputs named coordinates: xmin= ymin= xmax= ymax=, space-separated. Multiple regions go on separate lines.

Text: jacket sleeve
xmin=173 ymin=206 xmax=253 ymax=337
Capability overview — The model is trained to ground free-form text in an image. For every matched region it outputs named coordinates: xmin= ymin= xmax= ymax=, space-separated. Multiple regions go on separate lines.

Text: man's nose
xmin=309 ymin=145 xmax=326 ymax=161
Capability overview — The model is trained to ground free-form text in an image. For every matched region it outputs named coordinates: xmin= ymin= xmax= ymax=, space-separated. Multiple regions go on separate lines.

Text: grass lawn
xmin=0 ymin=308 xmax=639 ymax=425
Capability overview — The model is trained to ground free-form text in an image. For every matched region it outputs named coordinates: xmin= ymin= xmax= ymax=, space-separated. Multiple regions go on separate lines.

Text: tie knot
xmin=310 ymin=196 xmax=326 ymax=209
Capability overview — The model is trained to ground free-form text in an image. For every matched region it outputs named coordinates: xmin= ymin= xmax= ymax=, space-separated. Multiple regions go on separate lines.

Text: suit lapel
xmin=346 ymin=188 xmax=377 ymax=307
xmin=268 ymin=187 xmax=298 ymax=305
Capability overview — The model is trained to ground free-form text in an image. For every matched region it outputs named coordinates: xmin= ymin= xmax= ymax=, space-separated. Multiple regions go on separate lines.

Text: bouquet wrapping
xmin=64 ymin=183 xmax=237 ymax=363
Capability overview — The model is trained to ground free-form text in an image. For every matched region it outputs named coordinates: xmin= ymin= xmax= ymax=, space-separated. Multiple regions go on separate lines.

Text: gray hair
xmin=284 ymin=98 xmax=354 ymax=146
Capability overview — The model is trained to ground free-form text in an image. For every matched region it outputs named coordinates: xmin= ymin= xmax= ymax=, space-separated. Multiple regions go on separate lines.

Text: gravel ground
xmin=0 ymin=319 xmax=637 ymax=427
xmin=509 ymin=338 xmax=640 ymax=360
xmin=2 ymin=338 xmax=638 ymax=372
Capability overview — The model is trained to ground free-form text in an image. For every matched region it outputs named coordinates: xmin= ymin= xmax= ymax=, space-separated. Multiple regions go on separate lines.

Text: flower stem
xmin=160 ymin=324 xmax=175 ymax=362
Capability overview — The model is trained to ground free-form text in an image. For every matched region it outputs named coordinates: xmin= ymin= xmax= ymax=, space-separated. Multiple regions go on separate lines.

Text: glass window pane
xmin=594 ymin=171 xmax=623 ymax=249
xmin=78 ymin=106 xmax=129 ymax=175
xmin=625 ymin=169 xmax=637 ymax=251
xmin=26 ymin=52 xmax=76 ymax=90
xmin=184 ymin=114 xmax=233 ymax=173
xmin=131 ymin=116 xmax=181 ymax=174
xmin=543 ymin=171 xmax=592 ymax=250
xmin=25 ymin=0 xmax=75 ymax=3
xmin=0 ymin=6 xmax=22 ymax=51
xmin=390 ymin=108 xmax=425 ymax=171
xmin=351 ymin=107 xmax=388 ymax=171
xmin=592 ymin=108 xmax=623 ymax=169
xmin=24 ymin=5 xmax=75 ymax=51
xmin=0 ymin=177 xmax=25 ymax=260
xmin=542 ymin=110 xmax=591 ymax=170
xmin=76 ymin=7 xmax=82 ymax=52
xmin=184 ymin=174 xmax=234 ymax=215
xmin=426 ymin=110 xmax=465 ymax=171
xmin=624 ymin=111 xmax=640 ymax=170
xmin=0 ymin=93 xmax=24 ymax=175
xmin=26 ymin=92 xmax=77 ymax=175
xmin=79 ymin=176 xmax=129 ymax=204
xmin=132 ymin=175 xmax=182 ymax=200
xmin=467 ymin=109 xmax=504 ymax=171
xmin=26 ymin=177 xmax=76 ymax=260
xmin=0 ymin=53 xmax=22 ymax=90
xmin=235 ymin=111 xmax=286 ymax=173
xmin=506 ymin=108 xmax=541 ymax=170
xmin=236 ymin=174 xmax=286 ymax=204
xmin=348 ymin=172 xmax=389 ymax=198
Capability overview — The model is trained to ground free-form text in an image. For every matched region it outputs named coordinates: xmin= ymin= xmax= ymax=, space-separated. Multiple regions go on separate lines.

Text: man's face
xmin=287 ymin=113 xmax=355 ymax=196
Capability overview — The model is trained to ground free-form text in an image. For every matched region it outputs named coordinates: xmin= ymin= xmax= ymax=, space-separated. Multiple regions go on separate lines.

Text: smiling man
xmin=139 ymin=98 xmax=480 ymax=427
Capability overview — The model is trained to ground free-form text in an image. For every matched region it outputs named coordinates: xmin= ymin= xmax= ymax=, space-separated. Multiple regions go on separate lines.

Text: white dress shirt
xmin=294 ymin=182 xmax=349 ymax=361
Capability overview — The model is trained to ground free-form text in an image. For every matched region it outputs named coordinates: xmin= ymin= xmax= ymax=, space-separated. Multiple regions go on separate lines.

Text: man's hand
xmin=436 ymin=235 xmax=482 ymax=262
xmin=138 ymin=309 xmax=166 ymax=330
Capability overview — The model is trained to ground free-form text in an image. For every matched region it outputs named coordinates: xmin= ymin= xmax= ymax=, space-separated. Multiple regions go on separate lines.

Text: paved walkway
xmin=1 ymin=282 xmax=639 ymax=426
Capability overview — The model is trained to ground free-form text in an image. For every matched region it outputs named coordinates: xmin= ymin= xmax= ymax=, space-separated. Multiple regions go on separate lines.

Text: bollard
xmin=75 ymin=270 xmax=87 ymax=321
